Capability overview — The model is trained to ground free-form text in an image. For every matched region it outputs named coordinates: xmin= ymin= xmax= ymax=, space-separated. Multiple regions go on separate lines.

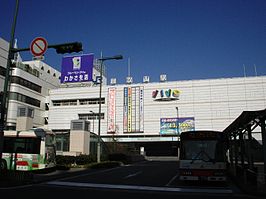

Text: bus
xmin=179 ymin=130 xmax=227 ymax=181
xmin=1 ymin=128 xmax=56 ymax=171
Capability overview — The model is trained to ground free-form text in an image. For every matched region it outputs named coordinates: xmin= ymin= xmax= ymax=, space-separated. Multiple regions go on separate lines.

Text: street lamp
xmin=97 ymin=54 xmax=123 ymax=163
xmin=176 ymin=107 xmax=180 ymax=159
xmin=89 ymin=111 xmax=95 ymax=133
xmin=176 ymin=107 xmax=179 ymax=134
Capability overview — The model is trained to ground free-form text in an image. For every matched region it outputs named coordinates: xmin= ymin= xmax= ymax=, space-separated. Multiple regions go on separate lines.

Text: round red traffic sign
xmin=30 ymin=37 xmax=48 ymax=57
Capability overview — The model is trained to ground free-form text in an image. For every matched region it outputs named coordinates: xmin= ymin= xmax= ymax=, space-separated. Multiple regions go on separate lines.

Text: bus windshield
xmin=3 ymin=137 xmax=41 ymax=154
xmin=181 ymin=140 xmax=224 ymax=162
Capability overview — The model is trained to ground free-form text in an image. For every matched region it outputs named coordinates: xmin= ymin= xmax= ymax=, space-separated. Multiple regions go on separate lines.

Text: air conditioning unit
xmin=126 ymin=76 xmax=133 ymax=84
xmin=71 ymin=120 xmax=90 ymax=131
xmin=143 ymin=76 xmax=150 ymax=83
xmin=160 ymin=74 xmax=167 ymax=82
xmin=16 ymin=106 xmax=34 ymax=131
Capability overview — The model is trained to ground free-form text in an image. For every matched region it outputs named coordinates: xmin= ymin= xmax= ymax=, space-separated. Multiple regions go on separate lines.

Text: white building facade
xmin=0 ymin=37 xmax=61 ymax=130
xmin=48 ymin=75 xmax=266 ymax=155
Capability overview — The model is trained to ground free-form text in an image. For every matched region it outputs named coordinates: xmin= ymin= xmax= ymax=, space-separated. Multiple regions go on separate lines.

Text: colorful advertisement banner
xmin=160 ymin=118 xmax=179 ymax=135
xmin=160 ymin=117 xmax=195 ymax=135
xmin=178 ymin=117 xmax=195 ymax=133
xmin=107 ymin=88 xmax=116 ymax=133
xmin=123 ymin=86 xmax=144 ymax=133
xmin=127 ymin=87 xmax=132 ymax=132
xmin=123 ymin=87 xmax=128 ymax=132
xmin=139 ymin=86 xmax=144 ymax=132
xmin=60 ymin=54 xmax=94 ymax=83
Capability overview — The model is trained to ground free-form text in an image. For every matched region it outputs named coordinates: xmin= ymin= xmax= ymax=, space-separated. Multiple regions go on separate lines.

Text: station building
xmin=47 ymin=71 xmax=266 ymax=156
xmin=1 ymin=37 xmax=266 ymax=156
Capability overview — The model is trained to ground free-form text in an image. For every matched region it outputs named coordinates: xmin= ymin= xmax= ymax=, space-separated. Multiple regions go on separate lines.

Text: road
xmin=0 ymin=160 xmax=263 ymax=199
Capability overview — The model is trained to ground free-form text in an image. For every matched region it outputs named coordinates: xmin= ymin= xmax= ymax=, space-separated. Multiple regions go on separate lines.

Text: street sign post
xmin=30 ymin=37 xmax=48 ymax=57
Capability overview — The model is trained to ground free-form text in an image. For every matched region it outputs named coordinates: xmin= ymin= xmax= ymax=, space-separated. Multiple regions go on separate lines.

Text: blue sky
xmin=1 ymin=0 xmax=266 ymax=84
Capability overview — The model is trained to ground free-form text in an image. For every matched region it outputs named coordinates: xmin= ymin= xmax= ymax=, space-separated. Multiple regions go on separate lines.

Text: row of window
xmin=11 ymin=76 xmax=42 ymax=93
xmin=9 ymin=92 xmax=41 ymax=107
xmin=55 ymin=132 xmax=105 ymax=154
xmin=1 ymin=66 xmax=42 ymax=93
xmin=52 ymin=98 xmax=105 ymax=106
xmin=78 ymin=113 xmax=104 ymax=120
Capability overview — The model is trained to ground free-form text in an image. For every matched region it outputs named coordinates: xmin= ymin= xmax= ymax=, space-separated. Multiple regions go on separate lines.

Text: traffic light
xmin=54 ymin=42 xmax=83 ymax=54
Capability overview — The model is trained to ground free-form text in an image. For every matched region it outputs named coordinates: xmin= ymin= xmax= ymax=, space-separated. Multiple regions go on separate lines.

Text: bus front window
xmin=182 ymin=140 xmax=217 ymax=161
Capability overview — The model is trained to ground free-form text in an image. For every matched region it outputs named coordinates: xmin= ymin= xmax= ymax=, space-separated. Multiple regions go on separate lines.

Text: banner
xmin=160 ymin=117 xmax=195 ymax=135
xmin=107 ymin=88 xmax=116 ymax=133
xmin=160 ymin=118 xmax=178 ymax=135
xmin=123 ymin=86 xmax=144 ymax=133
xmin=123 ymin=87 xmax=128 ymax=132
xmin=60 ymin=54 xmax=93 ymax=83
xmin=127 ymin=87 xmax=132 ymax=132
xmin=139 ymin=86 xmax=144 ymax=132
xmin=178 ymin=117 xmax=195 ymax=133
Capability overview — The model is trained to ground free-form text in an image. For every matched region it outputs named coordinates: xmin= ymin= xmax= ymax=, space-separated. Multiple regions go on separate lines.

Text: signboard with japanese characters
xmin=60 ymin=54 xmax=94 ymax=83
xmin=160 ymin=117 xmax=195 ymax=135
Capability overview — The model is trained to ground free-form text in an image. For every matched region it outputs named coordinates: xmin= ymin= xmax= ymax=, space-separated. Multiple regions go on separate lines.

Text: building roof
xmin=223 ymin=108 xmax=266 ymax=135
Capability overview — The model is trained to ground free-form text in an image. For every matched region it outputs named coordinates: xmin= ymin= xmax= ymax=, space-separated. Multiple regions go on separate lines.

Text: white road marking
xmin=55 ymin=167 xmax=121 ymax=181
xmin=46 ymin=181 xmax=233 ymax=194
xmin=166 ymin=173 xmax=179 ymax=186
xmin=123 ymin=171 xmax=142 ymax=179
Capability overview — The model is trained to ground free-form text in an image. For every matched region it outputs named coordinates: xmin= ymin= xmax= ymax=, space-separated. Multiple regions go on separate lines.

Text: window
xmin=3 ymin=137 xmax=41 ymax=154
xmin=79 ymin=98 xmax=105 ymax=105
xmin=11 ymin=76 xmax=42 ymax=93
xmin=55 ymin=133 xmax=70 ymax=152
xmin=9 ymin=92 xmax=41 ymax=107
xmin=17 ymin=107 xmax=26 ymax=117
xmin=78 ymin=113 xmax=104 ymax=120
xmin=52 ymin=100 xmax=77 ymax=106
xmin=52 ymin=98 xmax=105 ymax=106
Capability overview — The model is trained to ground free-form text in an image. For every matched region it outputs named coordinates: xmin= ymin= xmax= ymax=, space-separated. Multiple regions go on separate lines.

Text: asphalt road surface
xmin=0 ymin=160 xmax=264 ymax=199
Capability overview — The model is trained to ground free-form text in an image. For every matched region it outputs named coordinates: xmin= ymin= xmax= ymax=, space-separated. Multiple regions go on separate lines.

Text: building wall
xmin=48 ymin=76 xmax=266 ymax=142
xmin=6 ymin=61 xmax=60 ymax=129
xmin=0 ymin=37 xmax=61 ymax=130
xmin=0 ymin=38 xmax=9 ymax=92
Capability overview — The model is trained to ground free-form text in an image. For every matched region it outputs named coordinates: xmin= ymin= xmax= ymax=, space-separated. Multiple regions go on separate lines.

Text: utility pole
xmin=0 ymin=0 xmax=19 ymax=171
xmin=0 ymin=1 xmax=83 ymax=171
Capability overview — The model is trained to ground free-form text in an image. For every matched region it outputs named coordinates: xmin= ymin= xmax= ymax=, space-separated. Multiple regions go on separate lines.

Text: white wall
xmin=0 ymin=38 xmax=9 ymax=92
xmin=48 ymin=76 xmax=266 ymax=138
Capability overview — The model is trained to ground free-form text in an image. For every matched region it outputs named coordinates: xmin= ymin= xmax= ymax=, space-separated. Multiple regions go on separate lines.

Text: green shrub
xmin=108 ymin=153 xmax=128 ymax=164
xmin=56 ymin=155 xmax=76 ymax=166
xmin=87 ymin=161 xmax=121 ymax=169
xmin=75 ymin=155 xmax=95 ymax=165
xmin=56 ymin=154 xmax=97 ymax=167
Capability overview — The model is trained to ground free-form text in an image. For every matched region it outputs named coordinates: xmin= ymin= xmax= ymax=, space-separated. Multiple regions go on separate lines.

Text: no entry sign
xmin=30 ymin=37 xmax=48 ymax=57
